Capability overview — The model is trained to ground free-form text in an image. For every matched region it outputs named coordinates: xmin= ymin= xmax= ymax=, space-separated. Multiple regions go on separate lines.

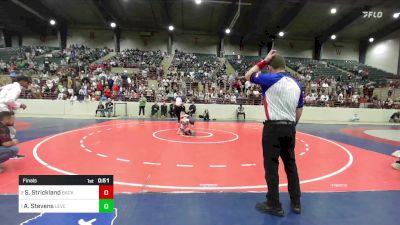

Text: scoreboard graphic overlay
xmin=19 ymin=175 xmax=114 ymax=213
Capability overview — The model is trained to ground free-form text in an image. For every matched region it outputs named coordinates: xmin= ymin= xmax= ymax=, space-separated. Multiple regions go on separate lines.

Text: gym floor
xmin=0 ymin=118 xmax=399 ymax=225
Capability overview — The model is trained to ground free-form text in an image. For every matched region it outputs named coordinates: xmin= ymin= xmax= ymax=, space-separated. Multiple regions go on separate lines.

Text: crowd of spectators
xmin=226 ymin=55 xmax=261 ymax=76
xmin=169 ymin=50 xmax=226 ymax=79
xmin=14 ymin=48 xmax=267 ymax=106
xmin=288 ymin=59 xmax=400 ymax=109
xmin=0 ymin=46 xmax=51 ymax=73
xmin=108 ymin=49 xmax=164 ymax=69
xmin=1 ymin=46 xmax=399 ymax=109
xmin=1 ymin=45 xmax=110 ymax=75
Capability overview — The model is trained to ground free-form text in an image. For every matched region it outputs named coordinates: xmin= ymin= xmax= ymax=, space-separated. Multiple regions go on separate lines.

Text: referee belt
xmin=263 ymin=120 xmax=295 ymax=125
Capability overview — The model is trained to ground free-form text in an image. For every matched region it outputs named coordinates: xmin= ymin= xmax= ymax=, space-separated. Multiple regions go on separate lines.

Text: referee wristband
xmin=256 ymin=60 xmax=268 ymax=70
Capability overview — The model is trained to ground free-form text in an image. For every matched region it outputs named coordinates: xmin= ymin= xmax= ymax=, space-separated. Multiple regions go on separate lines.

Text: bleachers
xmin=313 ymin=64 xmax=348 ymax=79
xmin=110 ymin=49 xmax=163 ymax=69
xmin=170 ymin=51 xmax=223 ymax=75
xmin=0 ymin=46 xmax=63 ymax=66
xmin=285 ymin=57 xmax=348 ymax=80
xmin=323 ymin=59 xmax=394 ymax=81
xmin=193 ymin=53 xmax=219 ymax=68
xmin=225 ymin=55 xmax=261 ymax=75
xmin=323 ymin=59 xmax=358 ymax=71
xmin=34 ymin=56 xmax=63 ymax=65
xmin=0 ymin=48 xmax=20 ymax=61
xmin=285 ymin=57 xmax=319 ymax=70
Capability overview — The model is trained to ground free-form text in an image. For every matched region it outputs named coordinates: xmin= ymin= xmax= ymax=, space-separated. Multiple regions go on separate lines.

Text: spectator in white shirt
xmin=320 ymin=94 xmax=329 ymax=102
xmin=230 ymin=94 xmax=237 ymax=104
xmin=310 ymin=93 xmax=318 ymax=101
xmin=351 ymin=113 xmax=360 ymax=122
xmin=310 ymin=82 xmax=318 ymax=93
xmin=322 ymin=82 xmax=329 ymax=93
xmin=57 ymin=92 xmax=65 ymax=100
xmin=246 ymin=88 xmax=252 ymax=97
xmin=0 ymin=76 xmax=30 ymax=112
xmin=337 ymin=92 xmax=344 ymax=103
xmin=244 ymin=80 xmax=252 ymax=91
xmin=253 ymin=89 xmax=260 ymax=97
xmin=211 ymin=92 xmax=218 ymax=102
xmin=224 ymin=93 xmax=230 ymax=103
xmin=236 ymin=104 xmax=245 ymax=120
xmin=304 ymin=93 xmax=313 ymax=104
xmin=385 ymin=97 xmax=394 ymax=107
xmin=351 ymin=92 xmax=360 ymax=103
xmin=204 ymin=92 xmax=210 ymax=103
xmin=198 ymin=92 xmax=204 ymax=101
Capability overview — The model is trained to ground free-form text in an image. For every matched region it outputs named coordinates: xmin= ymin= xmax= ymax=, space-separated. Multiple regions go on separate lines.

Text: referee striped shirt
xmin=251 ymin=72 xmax=304 ymax=122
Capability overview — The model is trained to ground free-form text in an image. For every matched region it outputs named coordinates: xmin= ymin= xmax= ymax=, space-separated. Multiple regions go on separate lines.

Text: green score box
xmin=99 ymin=199 xmax=114 ymax=213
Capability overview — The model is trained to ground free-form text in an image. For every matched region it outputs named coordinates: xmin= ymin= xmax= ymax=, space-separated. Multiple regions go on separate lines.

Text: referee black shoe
xmin=291 ymin=202 xmax=301 ymax=214
xmin=255 ymin=201 xmax=284 ymax=217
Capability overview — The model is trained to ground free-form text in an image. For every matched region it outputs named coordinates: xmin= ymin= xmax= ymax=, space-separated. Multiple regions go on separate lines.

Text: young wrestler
xmin=177 ymin=111 xmax=192 ymax=136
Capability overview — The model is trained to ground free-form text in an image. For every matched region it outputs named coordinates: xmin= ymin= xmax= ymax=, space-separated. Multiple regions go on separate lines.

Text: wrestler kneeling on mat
xmin=177 ymin=111 xmax=195 ymax=136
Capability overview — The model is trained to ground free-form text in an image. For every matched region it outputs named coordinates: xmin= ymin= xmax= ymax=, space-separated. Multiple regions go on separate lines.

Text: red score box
xmin=99 ymin=185 xmax=114 ymax=199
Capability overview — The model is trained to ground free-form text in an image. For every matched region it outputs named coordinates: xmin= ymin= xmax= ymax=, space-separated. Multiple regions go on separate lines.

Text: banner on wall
xmin=335 ymin=48 xmax=342 ymax=55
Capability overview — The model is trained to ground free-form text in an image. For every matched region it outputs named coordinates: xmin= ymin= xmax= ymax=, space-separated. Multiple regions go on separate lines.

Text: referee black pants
xmin=262 ymin=122 xmax=301 ymax=207
xmin=175 ymin=106 xmax=183 ymax=122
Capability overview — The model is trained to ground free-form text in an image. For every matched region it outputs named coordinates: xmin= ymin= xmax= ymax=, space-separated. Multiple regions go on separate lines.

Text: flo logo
xmin=363 ymin=11 xmax=383 ymax=18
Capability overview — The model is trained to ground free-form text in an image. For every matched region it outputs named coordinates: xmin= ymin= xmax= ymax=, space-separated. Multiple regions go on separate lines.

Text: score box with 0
xmin=99 ymin=185 xmax=114 ymax=213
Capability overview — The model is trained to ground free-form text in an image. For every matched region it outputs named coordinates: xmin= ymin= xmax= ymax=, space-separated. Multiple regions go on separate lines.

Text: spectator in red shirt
xmin=112 ymin=84 xmax=120 ymax=97
xmin=89 ymin=64 xmax=97 ymax=71
xmin=96 ymin=82 xmax=104 ymax=94
xmin=104 ymin=87 xmax=112 ymax=98
xmin=233 ymin=79 xmax=241 ymax=91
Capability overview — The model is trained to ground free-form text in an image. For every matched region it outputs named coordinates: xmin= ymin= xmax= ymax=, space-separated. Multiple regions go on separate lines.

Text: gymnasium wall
xmin=321 ymin=41 xmax=359 ymax=61
xmin=21 ymin=29 xmax=261 ymax=55
xmin=66 ymin=28 xmax=114 ymax=49
xmin=22 ymin=34 xmax=59 ymax=47
xmin=120 ymin=31 xmax=168 ymax=52
xmin=11 ymin=36 xmax=19 ymax=47
xmin=365 ymin=30 xmax=400 ymax=74
xmin=274 ymin=39 xmax=314 ymax=58
xmin=224 ymin=41 xmax=259 ymax=56
xmin=173 ymin=34 xmax=219 ymax=54
xmin=15 ymin=99 xmax=397 ymax=123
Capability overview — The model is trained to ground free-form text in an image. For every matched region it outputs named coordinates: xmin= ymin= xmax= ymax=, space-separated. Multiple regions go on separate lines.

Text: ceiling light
xmin=278 ymin=31 xmax=285 ymax=37
xmin=49 ymin=19 xmax=56 ymax=26
xmin=394 ymin=13 xmax=400 ymax=19
xmin=168 ymin=25 xmax=174 ymax=31
xmin=369 ymin=37 xmax=374 ymax=43
xmin=331 ymin=34 xmax=336 ymax=40
xmin=225 ymin=28 xmax=231 ymax=34
xmin=195 ymin=0 xmax=202 ymax=4
xmin=110 ymin=22 xmax=116 ymax=28
xmin=330 ymin=8 xmax=337 ymax=14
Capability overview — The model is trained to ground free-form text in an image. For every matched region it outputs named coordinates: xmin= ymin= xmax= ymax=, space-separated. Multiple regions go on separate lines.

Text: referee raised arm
xmin=245 ymin=50 xmax=303 ymax=217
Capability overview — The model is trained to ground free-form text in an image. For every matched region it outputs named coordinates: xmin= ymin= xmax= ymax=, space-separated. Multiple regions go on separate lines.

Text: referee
xmin=245 ymin=50 xmax=303 ymax=217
